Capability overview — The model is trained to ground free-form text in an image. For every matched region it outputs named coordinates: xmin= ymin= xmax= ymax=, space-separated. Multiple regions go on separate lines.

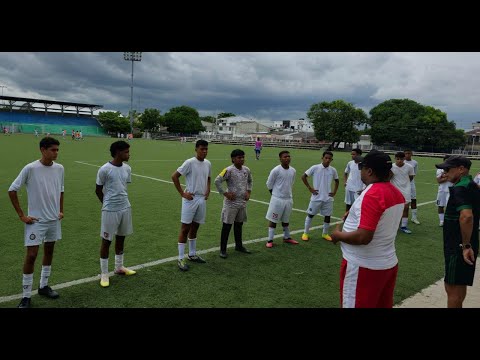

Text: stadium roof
xmin=0 ymin=95 xmax=102 ymax=109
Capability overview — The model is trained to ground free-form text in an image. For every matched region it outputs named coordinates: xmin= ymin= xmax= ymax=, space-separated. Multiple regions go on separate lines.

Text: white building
xmin=200 ymin=116 xmax=271 ymax=138
xmin=272 ymin=119 xmax=314 ymax=132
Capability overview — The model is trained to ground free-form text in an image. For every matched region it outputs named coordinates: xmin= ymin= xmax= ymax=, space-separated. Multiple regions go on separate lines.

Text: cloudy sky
xmin=0 ymin=52 xmax=479 ymax=129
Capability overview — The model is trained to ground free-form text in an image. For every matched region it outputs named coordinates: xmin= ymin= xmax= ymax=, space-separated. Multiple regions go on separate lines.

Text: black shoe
xmin=235 ymin=246 xmax=251 ymax=254
xmin=38 ymin=286 xmax=59 ymax=299
xmin=219 ymin=252 xmax=228 ymax=259
xmin=187 ymin=254 xmax=207 ymax=263
xmin=17 ymin=297 xmax=31 ymax=308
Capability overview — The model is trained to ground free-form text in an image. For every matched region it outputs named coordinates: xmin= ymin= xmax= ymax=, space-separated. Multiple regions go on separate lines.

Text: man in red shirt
xmin=329 ymin=150 xmax=405 ymax=308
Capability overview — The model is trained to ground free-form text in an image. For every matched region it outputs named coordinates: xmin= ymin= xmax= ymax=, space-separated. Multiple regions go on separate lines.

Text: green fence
xmin=0 ymin=123 xmax=106 ymax=136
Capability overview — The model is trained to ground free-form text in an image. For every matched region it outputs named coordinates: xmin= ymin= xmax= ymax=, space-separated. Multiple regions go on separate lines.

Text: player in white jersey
xmin=436 ymin=155 xmax=454 ymax=227
xmin=301 ymin=151 xmax=339 ymax=241
xmin=172 ymin=139 xmax=211 ymax=271
xmin=404 ymin=150 xmax=420 ymax=224
xmin=8 ymin=137 xmax=64 ymax=308
xmin=95 ymin=141 xmax=136 ymax=288
xmin=474 ymin=171 xmax=480 ymax=189
xmin=343 ymin=148 xmax=364 ymax=212
xmin=214 ymin=149 xmax=253 ymax=258
xmin=389 ymin=151 xmax=414 ymax=234
xmin=265 ymin=150 xmax=298 ymax=248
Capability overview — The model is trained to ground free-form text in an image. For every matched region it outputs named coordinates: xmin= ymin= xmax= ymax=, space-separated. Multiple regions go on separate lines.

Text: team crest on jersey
xmin=104 ymin=232 xmax=110 ymax=239
xmin=29 ymin=233 xmax=36 ymax=240
xmin=272 ymin=213 xmax=278 ymax=219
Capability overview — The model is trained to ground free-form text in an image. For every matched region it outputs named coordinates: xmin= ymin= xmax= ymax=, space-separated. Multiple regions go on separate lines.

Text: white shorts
xmin=101 ymin=207 xmax=133 ymax=240
xmin=436 ymin=191 xmax=450 ymax=207
xmin=24 ymin=220 xmax=61 ymax=247
xmin=344 ymin=190 xmax=360 ymax=206
xmin=181 ymin=196 xmax=206 ymax=224
xmin=410 ymin=181 xmax=416 ymax=200
xmin=306 ymin=200 xmax=334 ymax=217
xmin=266 ymin=196 xmax=293 ymax=224
xmin=221 ymin=206 xmax=247 ymax=224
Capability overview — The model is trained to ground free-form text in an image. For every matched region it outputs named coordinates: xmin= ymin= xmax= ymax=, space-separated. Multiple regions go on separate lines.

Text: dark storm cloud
xmin=0 ymin=52 xmax=478 ymax=129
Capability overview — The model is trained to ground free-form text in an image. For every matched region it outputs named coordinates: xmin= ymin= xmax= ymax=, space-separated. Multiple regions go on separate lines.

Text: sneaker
xmin=400 ymin=227 xmax=412 ymax=234
xmin=187 ymin=254 xmax=206 ymax=263
xmin=283 ymin=238 xmax=299 ymax=244
xmin=301 ymin=233 xmax=309 ymax=241
xmin=235 ymin=246 xmax=251 ymax=254
xmin=266 ymin=241 xmax=274 ymax=248
xmin=114 ymin=266 xmax=137 ymax=276
xmin=439 ymin=222 xmax=444 ymax=227
xmin=178 ymin=258 xmax=189 ymax=271
xmin=38 ymin=286 xmax=59 ymax=299
xmin=411 ymin=218 xmax=421 ymax=225
xmin=17 ymin=297 xmax=31 ymax=308
xmin=219 ymin=252 xmax=228 ymax=259
xmin=100 ymin=274 xmax=110 ymax=287
xmin=322 ymin=234 xmax=333 ymax=241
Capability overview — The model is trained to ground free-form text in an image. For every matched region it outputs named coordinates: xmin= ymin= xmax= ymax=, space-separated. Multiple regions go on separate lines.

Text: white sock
xmin=22 ymin=273 xmax=33 ymax=298
xmin=188 ymin=238 xmax=197 ymax=256
xmin=401 ymin=218 xmax=408 ymax=228
xmin=323 ymin=222 xmax=330 ymax=234
xmin=115 ymin=254 xmax=124 ymax=270
xmin=100 ymin=258 xmax=109 ymax=274
xmin=39 ymin=265 xmax=51 ymax=289
xmin=412 ymin=209 xmax=418 ymax=218
xmin=283 ymin=226 xmax=290 ymax=239
xmin=304 ymin=216 xmax=312 ymax=234
xmin=178 ymin=243 xmax=185 ymax=260
xmin=439 ymin=213 xmax=444 ymax=223
xmin=268 ymin=227 xmax=275 ymax=241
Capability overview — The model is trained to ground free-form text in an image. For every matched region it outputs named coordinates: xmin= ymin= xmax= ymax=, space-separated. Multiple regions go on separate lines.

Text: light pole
xmin=123 ymin=52 xmax=142 ymax=134
xmin=0 ymin=85 xmax=6 ymax=106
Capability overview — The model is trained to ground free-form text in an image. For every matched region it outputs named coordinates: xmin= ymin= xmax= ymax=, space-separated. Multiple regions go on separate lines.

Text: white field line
xmin=0 ymin=223 xmax=337 ymax=304
xmin=74 ymin=161 xmax=343 ymax=220
xmin=0 ymin=197 xmax=438 ymax=304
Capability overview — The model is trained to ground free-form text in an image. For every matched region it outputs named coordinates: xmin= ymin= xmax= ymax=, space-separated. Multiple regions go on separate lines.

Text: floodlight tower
xmin=123 ymin=52 xmax=142 ymax=134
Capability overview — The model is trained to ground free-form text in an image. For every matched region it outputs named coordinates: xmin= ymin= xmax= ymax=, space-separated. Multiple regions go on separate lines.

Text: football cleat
xmin=322 ymin=234 xmax=333 ymax=241
xmin=283 ymin=238 xmax=299 ymax=244
xmin=100 ymin=274 xmax=110 ymax=287
xmin=301 ymin=233 xmax=309 ymax=241
xmin=266 ymin=241 xmax=274 ymax=248
xmin=114 ymin=266 xmax=136 ymax=276
xmin=187 ymin=254 xmax=206 ymax=263
xmin=400 ymin=227 xmax=412 ymax=234
xmin=178 ymin=258 xmax=189 ymax=271
xmin=411 ymin=218 xmax=421 ymax=225
xmin=17 ymin=297 xmax=31 ymax=308
xmin=38 ymin=286 xmax=59 ymax=299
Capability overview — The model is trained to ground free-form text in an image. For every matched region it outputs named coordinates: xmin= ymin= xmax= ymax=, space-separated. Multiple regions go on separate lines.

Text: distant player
xmin=344 ymin=148 xmax=364 ymax=211
xmin=301 ymin=151 xmax=339 ymax=241
xmin=474 ymin=171 xmax=480 ymax=189
xmin=254 ymin=137 xmax=263 ymax=160
xmin=172 ymin=139 xmax=211 ymax=271
xmin=62 ymin=129 xmax=66 ymax=139
xmin=8 ymin=137 xmax=64 ymax=308
xmin=404 ymin=150 xmax=420 ymax=224
xmin=436 ymin=155 xmax=454 ymax=227
xmin=265 ymin=150 xmax=298 ymax=247
xmin=389 ymin=151 xmax=414 ymax=234
xmin=214 ymin=149 xmax=253 ymax=258
xmin=34 ymin=128 xmax=39 ymax=137
xmin=95 ymin=141 xmax=136 ymax=288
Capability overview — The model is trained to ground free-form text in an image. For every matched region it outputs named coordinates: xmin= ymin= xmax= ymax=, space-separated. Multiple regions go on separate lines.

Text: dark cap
xmin=435 ymin=155 xmax=471 ymax=170
xmin=359 ymin=150 xmax=392 ymax=171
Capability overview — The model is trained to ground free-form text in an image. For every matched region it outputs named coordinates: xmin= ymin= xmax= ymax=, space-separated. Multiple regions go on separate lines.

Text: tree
xmin=368 ymin=99 xmax=466 ymax=152
xmin=217 ymin=112 xmax=235 ymax=119
xmin=164 ymin=106 xmax=205 ymax=134
xmin=139 ymin=108 xmax=164 ymax=132
xmin=97 ymin=111 xmax=130 ymax=135
xmin=307 ymin=100 xmax=367 ymax=149
xmin=200 ymin=116 xmax=216 ymax=123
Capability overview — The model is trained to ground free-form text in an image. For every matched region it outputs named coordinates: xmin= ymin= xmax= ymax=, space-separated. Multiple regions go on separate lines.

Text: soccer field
xmin=1 ymin=135 xmax=479 ymax=308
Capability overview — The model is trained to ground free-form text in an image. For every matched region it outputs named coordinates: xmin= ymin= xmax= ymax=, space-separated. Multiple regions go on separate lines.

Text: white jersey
xmin=266 ymin=165 xmax=296 ymax=199
xmin=177 ymin=157 xmax=211 ymax=196
xmin=404 ymin=159 xmax=418 ymax=175
xmin=474 ymin=173 xmax=480 ymax=186
xmin=96 ymin=162 xmax=132 ymax=211
xmin=390 ymin=163 xmax=414 ymax=201
xmin=436 ymin=169 xmax=453 ymax=193
xmin=344 ymin=160 xmax=364 ymax=192
xmin=9 ymin=160 xmax=64 ymax=221
xmin=304 ymin=164 xmax=339 ymax=202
